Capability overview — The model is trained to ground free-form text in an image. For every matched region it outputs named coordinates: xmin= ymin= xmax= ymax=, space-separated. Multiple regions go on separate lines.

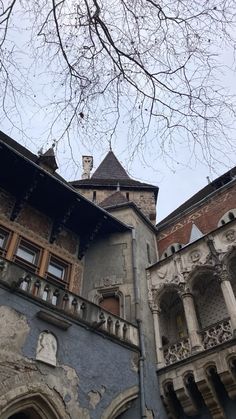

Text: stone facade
xmin=1 ymin=131 xmax=236 ymax=419
xmin=148 ymin=174 xmax=236 ymax=418
xmin=77 ymin=188 xmax=157 ymax=222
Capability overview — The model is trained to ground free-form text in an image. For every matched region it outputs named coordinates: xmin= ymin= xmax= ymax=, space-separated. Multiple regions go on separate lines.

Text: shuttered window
xmin=100 ymin=296 xmax=120 ymax=316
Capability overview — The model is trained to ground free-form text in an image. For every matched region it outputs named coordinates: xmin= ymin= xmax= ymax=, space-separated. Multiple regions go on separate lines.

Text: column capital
xmin=214 ymin=263 xmax=230 ymax=283
xmin=178 ymin=282 xmax=192 ymax=298
xmin=150 ymin=303 xmax=161 ymax=314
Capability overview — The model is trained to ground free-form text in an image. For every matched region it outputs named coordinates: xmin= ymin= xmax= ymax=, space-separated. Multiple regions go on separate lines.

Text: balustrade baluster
xmin=71 ymin=298 xmax=78 ymax=315
xmin=123 ymin=323 xmax=128 ymax=340
xmin=107 ymin=316 xmax=113 ymax=334
xmin=80 ymin=302 xmax=87 ymax=320
xmin=115 ymin=320 xmax=120 ymax=337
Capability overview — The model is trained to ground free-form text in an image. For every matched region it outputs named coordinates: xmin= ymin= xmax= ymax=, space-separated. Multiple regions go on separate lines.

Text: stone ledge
xmin=36 ymin=310 xmax=72 ymax=330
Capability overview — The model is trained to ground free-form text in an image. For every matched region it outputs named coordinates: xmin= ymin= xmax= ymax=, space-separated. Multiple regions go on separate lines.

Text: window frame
xmin=46 ymin=254 xmax=69 ymax=285
xmin=0 ymin=226 xmax=11 ymax=256
xmin=14 ymin=238 xmax=42 ymax=272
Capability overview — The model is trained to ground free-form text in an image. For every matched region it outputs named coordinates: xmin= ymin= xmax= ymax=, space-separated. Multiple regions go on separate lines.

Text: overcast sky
xmin=1 ymin=6 xmax=236 ymax=222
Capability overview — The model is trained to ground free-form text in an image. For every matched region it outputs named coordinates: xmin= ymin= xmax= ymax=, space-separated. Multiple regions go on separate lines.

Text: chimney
xmin=82 ymin=156 xmax=93 ymax=179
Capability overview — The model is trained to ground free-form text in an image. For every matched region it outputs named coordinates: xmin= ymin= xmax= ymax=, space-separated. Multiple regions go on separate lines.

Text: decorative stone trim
xmin=202 ymin=319 xmax=232 ymax=350
xmin=101 ymin=386 xmax=139 ymax=419
xmin=0 ymin=258 xmax=139 ymax=347
xmin=164 ymin=337 xmax=191 ymax=365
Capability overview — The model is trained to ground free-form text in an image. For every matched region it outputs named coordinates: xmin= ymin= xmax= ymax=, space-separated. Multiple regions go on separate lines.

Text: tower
xmin=70 ymin=150 xmax=158 ymax=223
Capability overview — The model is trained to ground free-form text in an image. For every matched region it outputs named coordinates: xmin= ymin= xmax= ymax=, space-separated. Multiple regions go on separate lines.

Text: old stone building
xmin=0 ymin=129 xmax=236 ymax=419
xmin=148 ymin=167 xmax=236 ymax=418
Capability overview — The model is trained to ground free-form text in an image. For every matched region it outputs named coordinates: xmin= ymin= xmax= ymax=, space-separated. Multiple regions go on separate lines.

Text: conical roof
xmin=92 ymin=151 xmax=130 ymax=180
xmin=37 ymin=147 xmax=58 ymax=172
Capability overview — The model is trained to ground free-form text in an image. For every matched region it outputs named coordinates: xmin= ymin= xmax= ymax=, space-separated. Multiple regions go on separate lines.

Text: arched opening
xmin=8 ymin=409 xmax=41 ymax=419
xmin=192 ymin=270 xmax=228 ymax=330
xmin=101 ymin=386 xmax=139 ymax=419
xmin=1 ymin=390 xmax=63 ymax=419
xmin=228 ymin=253 xmax=236 ymax=296
xmin=159 ymin=289 xmax=187 ymax=345
xmin=218 ymin=209 xmax=236 ymax=227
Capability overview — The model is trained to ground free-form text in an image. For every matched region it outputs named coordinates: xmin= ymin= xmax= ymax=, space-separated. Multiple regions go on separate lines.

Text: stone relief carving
xmin=157 ymin=270 xmax=167 ymax=279
xmin=36 ymin=331 xmax=57 ymax=366
xmin=189 ymin=249 xmax=201 ymax=263
xmin=94 ymin=276 xmax=123 ymax=288
xmin=225 ymin=229 xmax=236 ymax=243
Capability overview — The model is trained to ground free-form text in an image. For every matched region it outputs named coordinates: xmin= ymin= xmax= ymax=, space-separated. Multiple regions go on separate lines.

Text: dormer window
xmin=161 ymin=243 xmax=184 ymax=259
xmin=218 ymin=209 xmax=236 ymax=227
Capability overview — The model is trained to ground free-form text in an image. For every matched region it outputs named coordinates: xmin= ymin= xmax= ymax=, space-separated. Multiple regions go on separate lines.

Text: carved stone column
xmin=151 ymin=304 xmax=165 ymax=368
xmin=218 ymin=266 xmax=236 ymax=334
xmin=181 ymin=290 xmax=202 ymax=352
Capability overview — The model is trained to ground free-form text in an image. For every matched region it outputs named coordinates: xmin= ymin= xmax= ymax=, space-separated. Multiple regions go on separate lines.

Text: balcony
xmin=0 ymin=258 xmax=139 ymax=347
xmin=163 ymin=318 xmax=233 ymax=367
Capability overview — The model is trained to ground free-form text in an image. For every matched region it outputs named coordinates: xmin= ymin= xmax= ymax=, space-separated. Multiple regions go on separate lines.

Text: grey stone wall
xmin=0 ymin=287 xmax=140 ymax=418
xmin=83 ymin=206 xmax=167 ymax=418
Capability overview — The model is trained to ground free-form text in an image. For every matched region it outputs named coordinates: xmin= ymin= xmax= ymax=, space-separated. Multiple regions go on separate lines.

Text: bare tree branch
xmin=0 ymin=0 xmax=236 ymax=169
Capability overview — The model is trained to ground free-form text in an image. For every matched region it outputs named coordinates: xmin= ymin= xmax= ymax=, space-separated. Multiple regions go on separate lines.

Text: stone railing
xmin=202 ymin=318 xmax=232 ymax=350
xmin=163 ymin=337 xmax=191 ymax=365
xmin=162 ymin=319 xmax=233 ymax=367
xmin=0 ymin=259 xmax=139 ymax=347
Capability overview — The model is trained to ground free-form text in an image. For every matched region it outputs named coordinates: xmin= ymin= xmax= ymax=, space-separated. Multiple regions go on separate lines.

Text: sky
xmin=1 ymin=4 xmax=236 ymax=222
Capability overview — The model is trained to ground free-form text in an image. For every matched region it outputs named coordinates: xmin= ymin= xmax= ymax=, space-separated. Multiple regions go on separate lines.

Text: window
xmin=218 ymin=209 xmax=236 ymax=227
xmin=0 ymin=227 xmax=10 ymax=254
xmin=93 ymin=191 xmax=96 ymax=202
xmin=161 ymin=243 xmax=184 ymax=259
xmin=15 ymin=239 xmax=41 ymax=271
xmin=47 ymin=256 xmax=68 ymax=284
xmin=100 ymin=295 xmax=120 ymax=316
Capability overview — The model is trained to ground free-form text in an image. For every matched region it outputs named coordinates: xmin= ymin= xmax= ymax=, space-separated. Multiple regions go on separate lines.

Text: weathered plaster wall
xmin=83 ymin=207 xmax=166 ymax=418
xmin=83 ymin=230 xmax=136 ymax=323
xmin=0 ymin=290 xmax=140 ymax=419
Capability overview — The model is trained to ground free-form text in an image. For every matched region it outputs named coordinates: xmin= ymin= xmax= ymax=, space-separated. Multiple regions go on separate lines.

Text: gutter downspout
xmin=131 ymin=228 xmax=147 ymax=418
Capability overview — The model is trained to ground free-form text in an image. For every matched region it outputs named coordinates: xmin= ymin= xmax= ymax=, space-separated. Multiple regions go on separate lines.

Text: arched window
xmin=218 ymin=209 xmax=236 ymax=227
xmin=161 ymin=243 xmax=184 ymax=259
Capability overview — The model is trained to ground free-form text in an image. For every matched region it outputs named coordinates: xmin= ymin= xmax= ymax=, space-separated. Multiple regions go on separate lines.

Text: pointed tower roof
xmin=70 ymin=149 xmax=159 ymax=204
xmin=92 ymin=151 xmax=130 ymax=180
xmin=37 ymin=147 xmax=58 ymax=173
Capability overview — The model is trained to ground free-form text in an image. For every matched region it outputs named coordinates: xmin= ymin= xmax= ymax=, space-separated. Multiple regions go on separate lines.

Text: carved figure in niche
xmin=189 ymin=249 xmax=201 ymax=263
xmin=36 ymin=331 xmax=57 ymax=366
xmin=158 ymin=270 xmax=167 ymax=279
xmin=225 ymin=229 xmax=235 ymax=243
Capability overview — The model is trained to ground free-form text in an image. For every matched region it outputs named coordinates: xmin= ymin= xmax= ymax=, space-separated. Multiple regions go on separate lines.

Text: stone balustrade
xmin=202 ymin=318 xmax=232 ymax=350
xmin=163 ymin=337 xmax=191 ymax=365
xmin=0 ymin=258 xmax=139 ymax=347
xmin=162 ymin=319 xmax=233 ymax=367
